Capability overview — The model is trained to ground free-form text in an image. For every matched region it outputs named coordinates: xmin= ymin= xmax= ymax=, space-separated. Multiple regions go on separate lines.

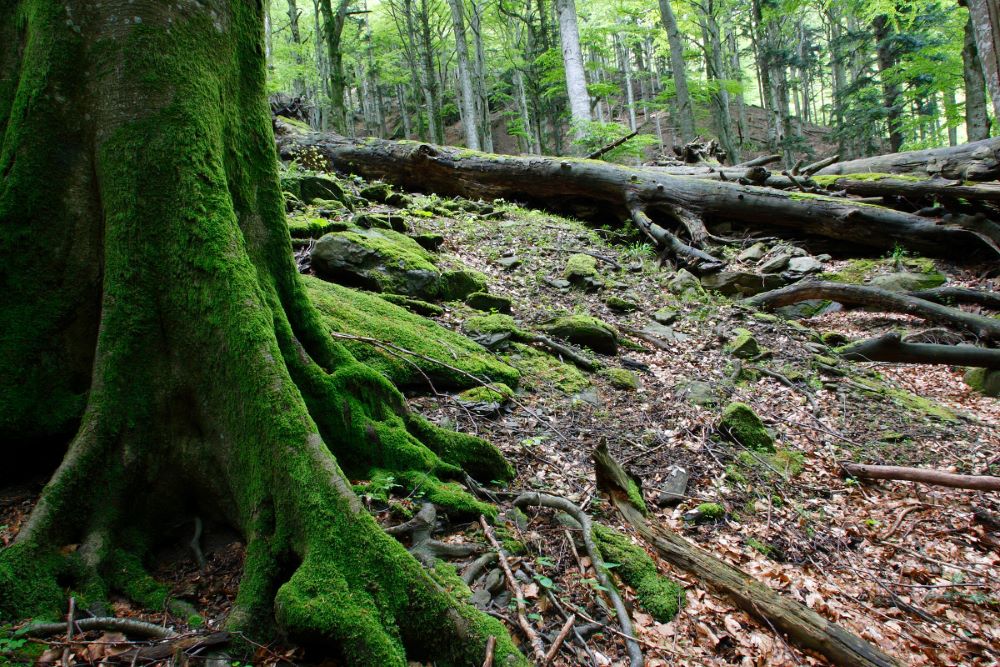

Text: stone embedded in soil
xmin=701 ymin=271 xmax=785 ymax=297
xmin=725 ymin=328 xmax=761 ymax=359
xmin=719 ymin=402 xmax=775 ymax=453
xmin=675 ymin=379 xmax=717 ymax=407
xmin=667 ymin=269 xmax=704 ymax=298
xmin=497 ymin=256 xmax=522 ymax=270
xmin=542 ymin=315 xmax=619 ymax=354
xmin=563 ymin=253 xmax=599 ymax=284
xmin=737 ymin=242 xmax=767 ymax=262
xmin=656 ymin=467 xmax=690 ymax=507
xmin=870 ymin=271 xmax=946 ymax=292
xmin=653 ymin=307 xmax=678 ymax=325
xmin=964 ymin=367 xmax=1000 ymax=397
xmin=413 ymin=233 xmax=445 ymax=251
xmin=606 ymin=295 xmax=639 ymax=312
xmin=466 ymin=291 xmax=513 ymax=314
xmin=642 ymin=322 xmax=690 ymax=343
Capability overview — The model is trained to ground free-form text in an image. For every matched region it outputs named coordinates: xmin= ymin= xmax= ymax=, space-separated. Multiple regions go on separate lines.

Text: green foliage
xmin=572 ymin=121 xmax=659 ymax=161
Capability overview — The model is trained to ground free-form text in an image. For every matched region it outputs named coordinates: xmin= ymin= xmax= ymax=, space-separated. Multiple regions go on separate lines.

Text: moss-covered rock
xmin=667 ymin=269 xmax=704 ymax=299
xmin=870 ymin=271 xmax=946 ymax=292
xmin=592 ymin=525 xmax=685 ymax=622
xmin=355 ymin=212 xmax=407 ymax=232
xmin=964 ymin=367 xmax=999 ymax=397
xmin=542 ymin=315 xmax=619 ymax=354
xmin=359 ymin=182 xmax=393 ymax=203
xmin=305 ymin=276 xmax=518 ymax=390
xmin=413 ymin=233 xmax=445 ymax=251
xmin=606 ymin=295 xmax=639 ymax=312
xmin=440 ymin=269 xmax=489 ymax=301
xmin=281 ymin=173 xmax=350 ymax=206
xmin=464 ymin=313 xmax=521 ymax=336
xmin=287 ymin=217 xmax=351 ymax=239
xmin=311 ymin=228 xmax=441 ymax=298
xmin=563 ymin=253 xmax=598 ymax=282
xmin=378 ymin=294 xmax=445 ymax=317
xmin=725 ymin=328 xmax=761 ymax=359
xmin=719 ymin=402 xmax=775 ymax=452
xmin=504 ymin=342 xmax=590 ymax=393
xmin=599 ymin=368 xmax=640 ymax=391
xmin=466 ymin=292 xmax=513 ymax=314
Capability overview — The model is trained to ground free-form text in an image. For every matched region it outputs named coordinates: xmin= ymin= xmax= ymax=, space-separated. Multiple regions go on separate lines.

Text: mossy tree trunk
xmin=0 ymin=3 xmax=522 ymax=665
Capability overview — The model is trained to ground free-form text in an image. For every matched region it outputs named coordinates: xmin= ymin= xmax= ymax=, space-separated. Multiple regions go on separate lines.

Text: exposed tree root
xmin=746 ymin=282 xmax=1000 ymax=341
xmin=840 ymin=462 xmax=1000 ymax=492
xmin=386 ymin=502 xmax=482 ymax=566
xmin=593 ymin=442 xmax=900 ymax=667
xmin=23 ymin=617 xmax=177 ymax=639
xmin=512 ymin=492 xmax=644 ymax=667
xmin=906 ymin=287 xmax=1000 ymax=310
xmin=836 ymin=332 xmax=1000 ymax=368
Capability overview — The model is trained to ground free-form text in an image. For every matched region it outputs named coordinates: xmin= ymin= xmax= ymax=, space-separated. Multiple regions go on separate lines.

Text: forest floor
xmin=2 ymin=176 xmax=998 ymax=666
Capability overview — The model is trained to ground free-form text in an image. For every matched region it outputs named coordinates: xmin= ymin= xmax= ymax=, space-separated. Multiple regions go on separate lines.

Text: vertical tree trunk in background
xmin=470 ymin=0 xmax=494 ymax=151
xmin=419 ymin=0 xmax=445 ymax=143
xmin=265 ymin=0 xmax=274 ymax=66
xmin=311 ymin=0 xmax=329 ymax=129
xmin=873 ymin=15 xmax=904 ymax=152
xmin=966 ymin=0 xmax=1000 ymax=123
xmin=727 ymin=29 xmax=749 ymax=145
xmin=319 ymin=0 xmax=351 ymax=133
xmin=286 ymin=0 xmax=307 ymax=99
xmin=943 ymin=88 xmax=958 ymax=146
xmin=619 ymin=36 xmax=638 ymax=131
xmin=0 ymin=3 xmax=522 ymax=665
xmin=699 ymin=2 xmax=739 ymax=163
xmin=963 ymin=9 xmax=993 ymax=139
xmin=827 ymin=5 xmax=848 ymax=150
xmin=659 ymin=0 xmax=695 ymax=142
xmin=751 ymin=0 xmax=783 ymax=154
xmin=554 ymin=0 xmax=591 ymax=143
xmin=397 ymin=84 xmax=413 ymax=138
xmin=446 ymin=0 xmax=481 ymax=149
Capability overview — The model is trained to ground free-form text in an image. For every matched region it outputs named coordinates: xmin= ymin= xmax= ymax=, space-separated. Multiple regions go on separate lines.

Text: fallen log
xmin=592 ymin=442 xmax=898 ymax=667
xmin=746 ymin=282 xmax=1000 ymax=341
xmin=907 ymin=286 xmax=1000 ymax=310
xmin=840 ymin=462 xmax=1000 ymax=492
xmin=815 ymin=137 xmax=1000 ymax=181
xmin=836 ymin=332 xmax=1000 ymax=368
xmin=275 ymin=128 xmax=1000 ymax=262
xmin=811 ymin=174 xmax=1000 ymax=204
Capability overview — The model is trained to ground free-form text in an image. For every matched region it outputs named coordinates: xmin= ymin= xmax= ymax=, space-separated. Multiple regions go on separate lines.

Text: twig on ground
xmin=543 ymin=614 xmax=576 ymax=665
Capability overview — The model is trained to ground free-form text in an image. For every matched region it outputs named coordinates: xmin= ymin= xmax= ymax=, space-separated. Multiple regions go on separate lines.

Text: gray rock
xmin=758 ymin=253 xmax=791 ymax=274
xmin=311 ymin=228 xmax=441 ymax=298
xmin=544 ymin=277 xmax=571 ymax=289
xmin=573 ymin=388 xmax=602 ymax=407
xmin=470 ymin=588 xmax=493 ymax=609
xmin=642 ymin=322 xmax=690 ymax=343
xmin=656 ymin=467 xmax=690 ymax=507
xmin=701 ymin=271 xmax=785 ymax=296
xmin=737 ymin=242 xmax=767 ymax=262
xmin=281 ymin=173 xmax=350 ymax=206
xmin=675 ymin=380 xmax=717 ymax=407
xmin=870 ymin=271 xmax=946 ymax=292
xmin=775 ymin=299 xmax=842 ymax=319
xmin=786 ymin=256 xmax=824 ymax=275
xmin=667 ymin=268 xmax=704 ymax=298
xmin=484 ymin=568 xmax=505 ymax=594
xmin=542 ymin=315 xmax=619 ymax=354
xmin=964 ymin=367 xmax=1000 ymax=397
xmin=466 ymin=292 xmax=513 ymax=314
xmin=653 ymin=307 xmax=678 ymax=325
xmin=497 ymin=256 xmax=522 ymax=270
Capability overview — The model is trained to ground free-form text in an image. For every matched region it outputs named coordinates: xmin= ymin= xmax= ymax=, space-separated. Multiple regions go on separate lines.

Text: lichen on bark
xmin=0 ymin=2 xmax=523 ymax=665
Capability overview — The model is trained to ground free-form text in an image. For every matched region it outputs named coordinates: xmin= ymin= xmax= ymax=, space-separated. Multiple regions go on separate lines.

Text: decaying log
xmin=841 ymin=462 xmax=1000 ymax=492
xmin=592 ymin=442 xmax=899 ymax=667
xmin=907 ymin=286 xmax=1000 ymax=310
xmin=837 ymin=332 xmax=1000 ymax=368
xmin=814 ymin=137 xmax=1000 ymax=181
xmin=746 ymin=282 xmax=1000 ymax=341
xmin=275 ymin=129 xmax=1000 ymax=261
xmin=812 ymin=175 xmax=1000 ymax=204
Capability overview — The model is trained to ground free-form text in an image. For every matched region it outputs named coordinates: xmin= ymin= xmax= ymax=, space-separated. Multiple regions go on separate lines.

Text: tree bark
xmin=966 ymin=0 xmax=1000 ymax=123
xmin=815 ymin=137 xmax=1000 ymax=181
xmin=554 ymin=0 xmax=591 ymax=141
xmin=747 ymin=282 xmax=1000 ymax=340
xmin=658 ymin=0 xmax=695 ymax=143
xmin=319 ymin=0 xmax=351 ymax=133
xmin=0 ymin=3 xmax=523 ymax=665
xmin=837 ymin=333 xmax=1000 ymax=368
xmin=873 ymin=15 xmax=904 ymax=153
xmin=446 ymin=0 xmax=481 ymax=150
xmin=963 ymin=14 xmax=992 ymax=142
xmin=277 ymin=130 xmax=1000 ymax=260
xmin=841 ymin=462 xmax=1000 ymax=492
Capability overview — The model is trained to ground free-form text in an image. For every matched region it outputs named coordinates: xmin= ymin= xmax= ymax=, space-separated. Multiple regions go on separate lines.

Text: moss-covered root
xmin=592 ymin=524 xmax=685 ymax=623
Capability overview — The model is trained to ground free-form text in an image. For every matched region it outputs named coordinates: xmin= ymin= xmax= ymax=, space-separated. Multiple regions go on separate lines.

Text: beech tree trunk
xmin=554 ymin=0 xmax=591 ymax=141
xmin=962 ymin=16 xmax=991 ymax=142
xmin=658 ymin=0 xmax=695 ymax=143
xmin=446 ymin=0 xmax=481 ymax=150
xmin=0 ymin=3 xmax=521 ymax=665
xmin=966 ymin=0 xmax=1000 ymax=123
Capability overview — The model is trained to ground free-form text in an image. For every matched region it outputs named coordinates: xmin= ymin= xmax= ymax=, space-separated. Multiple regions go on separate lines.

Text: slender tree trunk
xmin=319 ymin=0 xmax=351 ymax=133
xmin=0 ymin=3 xmax=522 ymax=666
xmin=418 ymin=0 xmax=444 ymax=143
xmin=470 ymin=0 xmax=493 ymax=151
xmin=700 ymin=3 xmax=739 ymax=163
xmin=963 ymin=15 xmax=992 ymax=142
xmin=966 ymin=0 xmax=1000 ymax=123
xmin=286 ymin=0 xmax=307 ymax=97
xmin=446 ymin=0 xmax=481 ymax=149
xmin=397 ymin=84 xmax=413 ymax=138
xmin=619 ymin=36 xmax=638 ymax=132
xmin=554 ymin=0 xmax=591 ymax=142
xmin=659 ymin=0 xmax=695 ymax=142
xmin=873 ymin=15 xmax=904 ymax=152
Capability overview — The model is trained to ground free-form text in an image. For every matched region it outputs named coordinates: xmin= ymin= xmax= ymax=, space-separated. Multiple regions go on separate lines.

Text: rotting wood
xmin=592 ymin=442 xmax=900 ymax=667
xmin=837 ymin=332 xmax=1000 ymax=368
xmin=840 ymin=462 xmax=1000 ymax=492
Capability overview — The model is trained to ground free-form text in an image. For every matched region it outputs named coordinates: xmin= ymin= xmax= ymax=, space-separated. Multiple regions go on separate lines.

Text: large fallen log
xmin=840 ymin=462 xmax=1000 ymax=492
xmin=906 ymin=286 xmax=1000 ymax=310
xmin=592 ymin=442 xmax=899 ymax=667
xmin=746 ymin=282 xmax=1000 ymax=341
xmin=837 ymin=332 xmax=1000 ymax=368
xmin=814 ymin=137 xmax=1000 ymax=181
xmin=275 ymin=127 xmax=1000 ymax=262
xmin=811 ymin=175 xmax=1000 ymax=204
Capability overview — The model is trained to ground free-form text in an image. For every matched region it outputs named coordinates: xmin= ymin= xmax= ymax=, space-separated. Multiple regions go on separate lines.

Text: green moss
xmin=736 ymin=449 xmax=804 ymax=481
xmin=696 ymin=503 xmax=725 ymax=520
xmin=429 ymin=561 xmax=472 ymax=602
xmin=849 ymin=377 xmax=959 ymax=421
xmin=464 ymin=313 xmax=522 ymax=336
xmin=606 ymin=296 xmax=639 ymax=312
xmin=465 ymin=292 xmax=512 ymax=314
xmin=0 ymin=543 xmax=68 ymax=622
xmin=811 ymin=172 xmax=926 ymax=186
xmin=287 ymin=216 xmax=349 ymax=239
xmin=592 ymin=525 xmax=684 ymax=622
xmin=719 ymin=403 xmax=775 ymax=452
xmin=599 ymin=368 xmax=640 ymax=391
xmin=964 ymin=367 xmax=1000 ymax=397
xmin=377 ymin=293 xmax=445 ymax=317
xmin=504 ymin=342 xmax=590 ymax=393
xmin=725 ymin=328 xmax=761 ymax=359
xmin=541 ymin=315 xmax=618 ymax=354
xmin=625 ymin=478 xmax=648 ymax=515
xmin=457 ymin=383 xmax=514 ymax=404
xmin=305 ymin=276 xmax=518 ymax=390
xmin=439 ymin=269 xmax=488 ymax=301
xmin=564 ymin=253 xmax=598 ymax=281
